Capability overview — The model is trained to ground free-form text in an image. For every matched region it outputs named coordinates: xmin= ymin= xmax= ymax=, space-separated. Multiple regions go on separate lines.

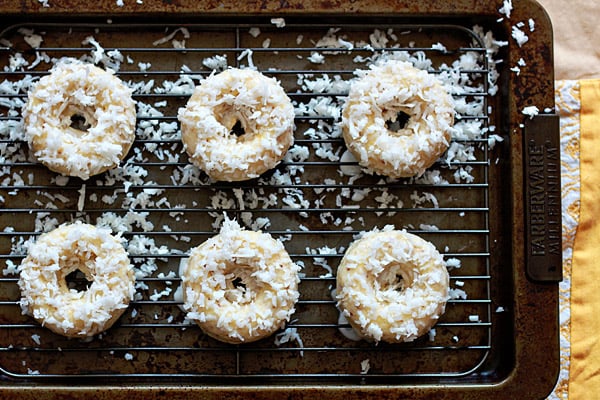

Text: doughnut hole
xmin=56 ymin=249 xmax=96 ymax=293
xmin=62 ymin=104 xmax=97 ymax=138
xmin=213 ymin=104 xmax=256 ymax=143
xmin=65 ymin=269 xmax=93 ymax=292
xmin=376 ymin=262 xmax=415 ymax=294
xmin=230 ymin=120 xmax=245 ymax=137
xmin=223 ymin=265 xmax=257 ymax=304
xmin=384 ymin=109 xmax=411 ymax=135
xmin=70 ymin=114 xmax=91 ymax=132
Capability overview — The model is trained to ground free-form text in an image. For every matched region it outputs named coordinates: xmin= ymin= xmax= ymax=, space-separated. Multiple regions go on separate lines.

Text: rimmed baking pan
xmin=0 ymin=1 xmax=560 ymax=399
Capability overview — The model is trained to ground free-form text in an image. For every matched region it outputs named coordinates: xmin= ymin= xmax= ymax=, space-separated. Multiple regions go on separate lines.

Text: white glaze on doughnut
xmin=178 ymin=68 xmax=295 ymax=182
xmin=181 ymin=218 xmax=300 ymax=344
xmin=22 ymin=59 xmax=136 ymax=180
xmin=341 ymin=60 xmax=454 ymax=178
xmin=336 ymin=227 xmax=449 ymax=343
xmin=17 ymin=222 xmax=135 ymax=338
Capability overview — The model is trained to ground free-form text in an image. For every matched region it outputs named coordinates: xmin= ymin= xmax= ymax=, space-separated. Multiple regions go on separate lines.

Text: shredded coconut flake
xmin=428 ymin=328 xmax=436 ymax=342
xmin=511 ymin=25 xmax=529 ymax=47
xmin=271 ymin=18 xmax=286 ymax=28
xmin=31 ymin=334 xmax=41 ymax=345
xmin=498 ymin=0 xmax=512 ymax=18
xmin=445 ymin=258 xmax=462 ymax=269
xmin=307 ymin=52 xmax=325 ymax=64
xmin=274 ymin=326 xmax=304 ymax=357
xmin=152 ymin=27 xmax=190 ymax=47
xmin=360 ymin=359 xmax=370 ymax=374
xmin=522 ymin=105 xmax=540 ymax=119
xmin=249 ymin=27 xmax=261 ymax=37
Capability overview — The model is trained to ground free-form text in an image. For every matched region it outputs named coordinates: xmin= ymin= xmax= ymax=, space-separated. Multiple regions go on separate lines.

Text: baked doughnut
xmin=336 ymin=227 xmax=449 ymax=343
xmin=17 ymin=221 xmax=135 ymax=338
xmin=22 ymin=59 xmax=136 ymax=180
xmin=341 ymin=60 xmax=454 ymax=178
xmin=180 ymin=218 xmax=300 ymax=344
xmin=177 ymin=68 xmax=294 ymax=182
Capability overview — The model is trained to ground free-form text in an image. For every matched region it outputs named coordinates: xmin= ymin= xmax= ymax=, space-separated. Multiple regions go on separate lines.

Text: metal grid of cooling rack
xmin=0 ymin=20 xmax=496 ymax=381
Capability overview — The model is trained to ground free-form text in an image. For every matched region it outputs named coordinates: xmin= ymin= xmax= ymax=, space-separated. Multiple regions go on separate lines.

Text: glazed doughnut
xmin=180 ymin=218 xmax=300 ymax=344
xmin=177 ymin=68 xmax=294 ymax=182
xmin=17 ymin=222 xmax=135 ymax=338
xmin=341 ymin=60 xmax=454 ymax=178
xmin=22 ymin=59 xmax=136 ymax=180
xmin=336 ymin=227 xmax=449 ymax=343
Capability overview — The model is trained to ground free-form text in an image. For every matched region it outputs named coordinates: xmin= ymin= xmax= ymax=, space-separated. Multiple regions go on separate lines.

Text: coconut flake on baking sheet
xmin=468 ymin=315 xmax=481 ymax=323
xmin=30 ymin=334 xmax=41 ymax=345
xmin=498 ymin=0 xmax=512 ymax=19
xmin=271 ymin=18 xmax=286 ymax=28
xmin=203 ymin=54 xmax=228 ymax=71
xmin=419 ymin=224 xmax=439 ymax=232
xmin=2 ymin=259 xmax=18 ymax=276
xmin=511 ymin=25 xmax=529 ymax=47
xmin=152 ymin=27 xmax=190 ymax=48
xmin=82 ymin=36 xmax=107 ymax=65
xmin=18 ymin=28 xmax=44 ymax=49
xmin=445 ymin=257 xmax=462 ymax=270
xmin=249 ymin=27 xmax=261 ymax=38
xmin=360 ymin=359 xmax=370 ymax=374
xmin=307 ymin=52 xmax=326 ymax=64
xmin=428 ymin=328 xmax=437 ymax=342
xmin=306 ymin=246 xmax=338 ymax=278
xmin=237 ymin=48 xmax=255 ymax=69
xmin=312 ymin=28 xmax=354 ymax=53
xmin=522 ymin=105 xmax=539 ymax=119
xmin=149 ymin=287 xmax=173 ymax=302
xmin=274 ymin=325 xmax=304 ymax=356
xmin=449 ymin=288 xmax=468 ymax=300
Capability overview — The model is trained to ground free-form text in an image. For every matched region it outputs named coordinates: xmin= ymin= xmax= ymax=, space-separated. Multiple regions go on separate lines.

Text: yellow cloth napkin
xmin=569 ymin=80 xmax=600 ymax=399
xmin=551 ymin=80 xmax=579 ymax=399
xmin=555 ymin=79 xmax=600 ymax=398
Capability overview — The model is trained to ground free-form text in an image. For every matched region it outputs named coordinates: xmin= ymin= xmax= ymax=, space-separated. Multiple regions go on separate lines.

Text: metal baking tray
xmin=0 ymin=1 xmax=560 ymax=399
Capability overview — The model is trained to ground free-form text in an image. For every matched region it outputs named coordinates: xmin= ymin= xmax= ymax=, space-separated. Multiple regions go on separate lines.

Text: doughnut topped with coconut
xmin=180 ymin=217 xmax=301 ymax=344
xmin=22 ymin=59 xmax=136 ymax=180
xmin=336 ymin=226 xmax=449 ymax=343
xmin=178 ymin=68 xmax=295 ymax=182
xmin=341 ymin=60 xmax=454 ymax=179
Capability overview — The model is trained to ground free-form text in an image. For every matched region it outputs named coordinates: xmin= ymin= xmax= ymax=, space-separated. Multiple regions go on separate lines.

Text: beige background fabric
xmin=538 ymin=0 xmax=600 ymax=79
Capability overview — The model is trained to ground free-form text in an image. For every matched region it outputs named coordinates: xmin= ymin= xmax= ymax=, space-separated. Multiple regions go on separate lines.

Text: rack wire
xmin=0 ymin=20 xmax=497 ymax=382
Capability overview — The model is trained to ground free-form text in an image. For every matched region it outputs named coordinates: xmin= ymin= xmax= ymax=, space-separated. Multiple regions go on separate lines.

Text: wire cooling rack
xmin=0 ymin=20 xmax=500 ymax=381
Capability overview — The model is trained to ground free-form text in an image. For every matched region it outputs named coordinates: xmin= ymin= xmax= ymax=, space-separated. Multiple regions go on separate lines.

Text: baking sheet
xmin=0 ymin=20 xmax=497 ymax=380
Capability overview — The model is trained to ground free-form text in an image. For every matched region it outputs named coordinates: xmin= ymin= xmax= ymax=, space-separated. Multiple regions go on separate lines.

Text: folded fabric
xmin=565 ymin=80 xmax=600 ymax=400
xmin=551 ymin=79 xmax=579 ymax=399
